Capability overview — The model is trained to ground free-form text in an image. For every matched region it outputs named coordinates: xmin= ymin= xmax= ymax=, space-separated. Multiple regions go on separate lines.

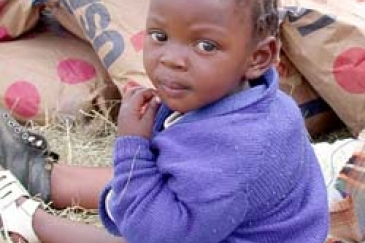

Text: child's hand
xmin=121 ymin=81 xmax=143 ymax=96
xmin=117 ymin=86 xmax=161 ymax=139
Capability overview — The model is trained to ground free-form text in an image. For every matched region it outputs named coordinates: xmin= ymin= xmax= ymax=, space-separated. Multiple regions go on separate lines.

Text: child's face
xmin=144 ymin=0 xmax=258 ymax=113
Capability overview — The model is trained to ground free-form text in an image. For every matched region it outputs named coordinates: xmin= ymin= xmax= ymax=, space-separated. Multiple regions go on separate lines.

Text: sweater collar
xmin=153 ymin=67 xmax=278 ymax=131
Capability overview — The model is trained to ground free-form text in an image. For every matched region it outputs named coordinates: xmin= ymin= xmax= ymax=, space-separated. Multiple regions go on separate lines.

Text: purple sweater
xmin=99 ymin=68 xmax=329 ymax=243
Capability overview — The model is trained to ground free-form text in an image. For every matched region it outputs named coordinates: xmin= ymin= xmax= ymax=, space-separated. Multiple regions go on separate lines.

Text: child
xmin=0 ymin=0 xmax=328 ymax=242
xmin=99 ymin=0 xmax=329 ymax=242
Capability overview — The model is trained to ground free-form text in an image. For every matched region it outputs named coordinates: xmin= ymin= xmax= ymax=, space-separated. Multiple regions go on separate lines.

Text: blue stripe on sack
xmin=32 ymin=0 xmax=46 ymax=6
xmin=299 ymin=98 xmax=331 ymax=119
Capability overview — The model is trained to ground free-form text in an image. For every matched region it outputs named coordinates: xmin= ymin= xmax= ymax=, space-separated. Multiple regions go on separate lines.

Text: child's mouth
xmin=158 ymin=81 xmax=188 ymax=98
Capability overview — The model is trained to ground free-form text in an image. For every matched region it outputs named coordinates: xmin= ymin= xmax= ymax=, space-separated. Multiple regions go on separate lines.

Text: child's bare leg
xmin=1 ymin=181 xmax=124 ymax=243
xmin=50 ymin=163 xmax=112 ymax=209
xmin=33 ymin=209 xmax=125 ymax=243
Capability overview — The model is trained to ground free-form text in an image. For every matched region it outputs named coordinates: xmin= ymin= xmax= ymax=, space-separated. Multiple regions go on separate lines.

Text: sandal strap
xmin=3 ymin=199 xmax=41 ymax=243
xmin=0 ymin=171 xmax=29 ymax=209
xmin=0 ymin=170 xmax=41 ymax=243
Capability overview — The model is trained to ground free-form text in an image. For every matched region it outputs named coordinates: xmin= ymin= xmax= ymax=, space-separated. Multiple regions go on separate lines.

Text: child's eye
xmin=149 ymin=31 xmax=168 ymax=43
xmin=196 ymin=40 xmax=218 ymax=52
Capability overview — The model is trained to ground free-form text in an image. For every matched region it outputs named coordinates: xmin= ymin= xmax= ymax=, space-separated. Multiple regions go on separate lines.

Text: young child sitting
xmin=99 ymin=0 xmax=329 ymax=242
xmin=0 ymin=0 xmax=328 ymax=242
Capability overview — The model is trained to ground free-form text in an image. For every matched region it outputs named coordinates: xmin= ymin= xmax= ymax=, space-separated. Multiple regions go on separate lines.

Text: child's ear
xmin=245 ymin=37 xmax=278 ymax=80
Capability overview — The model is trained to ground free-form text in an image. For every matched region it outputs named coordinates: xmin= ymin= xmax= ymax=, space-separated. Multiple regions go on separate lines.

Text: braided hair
xmin=237 ymin=0 xmax=279 ymax=39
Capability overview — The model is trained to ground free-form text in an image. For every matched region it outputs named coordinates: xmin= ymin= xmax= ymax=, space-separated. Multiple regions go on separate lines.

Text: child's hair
xmin=237 ymin=0 xmax=279 ymax=39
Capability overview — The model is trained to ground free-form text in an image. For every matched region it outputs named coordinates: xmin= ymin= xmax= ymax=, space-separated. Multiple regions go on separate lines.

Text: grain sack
xmin=45 ymin=0 xmax=152 ymax=93
xmin=279 ymin=0 xmax=365 ymax=18
xmin=0 ymin=19 xmax=118 ymax=124
xmin=44 ymin=0 xmax=86 ymax=41
xmin=279 ymin=1 xmax=365 ymax=136
xmin=0 ymin=0 xmax=42 ymax=41
xmin=276 ymin=52 xmax=342 ymax=137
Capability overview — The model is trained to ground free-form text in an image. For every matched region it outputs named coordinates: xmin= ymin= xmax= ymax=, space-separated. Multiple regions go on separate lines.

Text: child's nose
xmin=160 ymin=46 xmax=187 ymax=71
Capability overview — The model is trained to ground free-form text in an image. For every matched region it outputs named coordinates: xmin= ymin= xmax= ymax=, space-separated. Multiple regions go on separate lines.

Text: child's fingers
xmin=127 ymin=88 xmax=157 ymax=111
xmin=121 ymin=81 xmax=143 ymax=96
xmin=123 ymin=86 xmax=146 ymax=100
xmin=142 ymin=96 xmax=161 ymax=121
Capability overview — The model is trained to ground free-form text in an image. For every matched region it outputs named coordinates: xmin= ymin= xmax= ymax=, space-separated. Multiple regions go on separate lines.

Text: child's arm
xmin=99 ymin=127 xmax=254 ymax=243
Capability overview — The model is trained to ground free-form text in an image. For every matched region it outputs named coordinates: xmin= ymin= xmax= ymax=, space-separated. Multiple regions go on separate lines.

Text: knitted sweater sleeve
xmin=99 ymin=124 xmax=262 ymax=243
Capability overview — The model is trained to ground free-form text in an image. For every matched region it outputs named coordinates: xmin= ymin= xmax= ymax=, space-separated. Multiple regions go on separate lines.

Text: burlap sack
xmin=276 ymin=51 xmax=342 ymax=137
xmin=45 ymin=0 xmax=152 ymax=93
xmin=0 ymin=0 xmax=42 ymax=41
xmin=279 ymin=1 xmax=365 ymax=136
xmin=0 ymin=19 xmax=118 ymax=125
xmin=44 ymin=0 xmax=86 ymax=41
xmin=279 ymin=0 xmax=365 ymax=18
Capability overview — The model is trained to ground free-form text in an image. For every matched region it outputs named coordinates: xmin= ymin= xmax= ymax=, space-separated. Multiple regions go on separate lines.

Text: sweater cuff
xmin=114 ymin=136 xmax=153 ymax=163
xmin=98 ymin=182 xmax=121 ymax=236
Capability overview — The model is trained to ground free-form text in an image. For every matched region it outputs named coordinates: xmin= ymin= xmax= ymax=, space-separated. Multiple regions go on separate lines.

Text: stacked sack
xmin=0 ymin=1 xmax=119 ymax=124
xmin=45 ymin=0 xmax=152 ymax=94
xmin=0 ymin=0 xmax=42 ymax=40
xmin=279 ymin=0 xmax=365 ymax=136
